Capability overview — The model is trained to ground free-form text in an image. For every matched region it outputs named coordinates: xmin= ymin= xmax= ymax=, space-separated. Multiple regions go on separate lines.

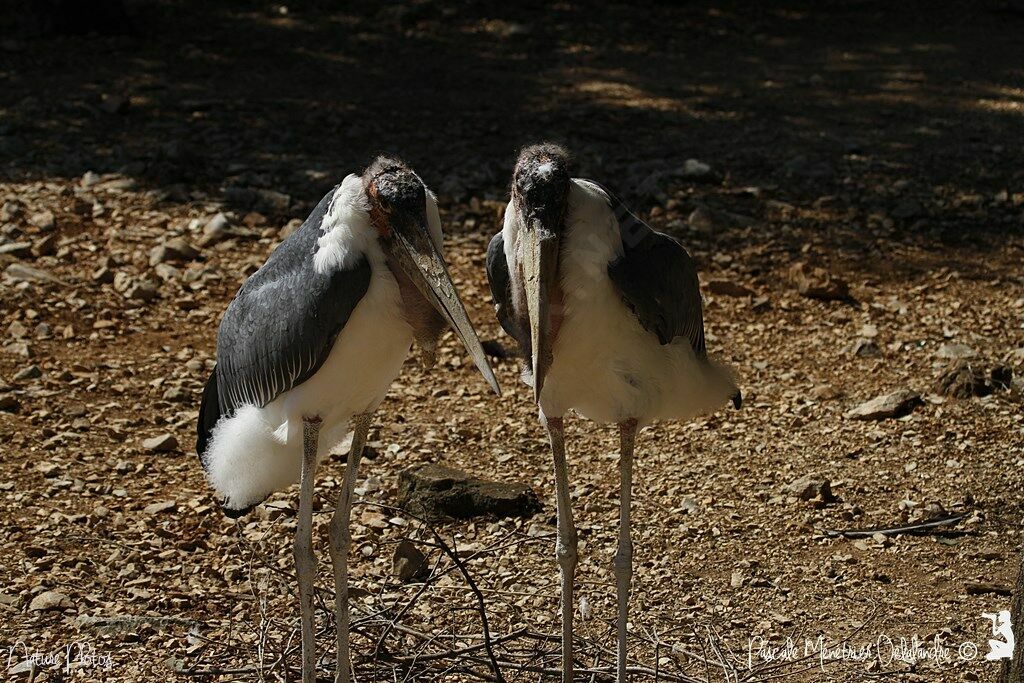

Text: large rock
xmin=846 ymin=390 xmax=922 ymax=420
xmin=398 ymin=464 xmax=541 ymax=520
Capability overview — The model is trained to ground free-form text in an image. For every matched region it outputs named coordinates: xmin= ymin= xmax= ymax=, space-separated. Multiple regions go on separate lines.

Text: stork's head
xmin=510 ymin=143 xmax=571 ymax=403
xmin=361 ymin=155 xmax=500 ymax=396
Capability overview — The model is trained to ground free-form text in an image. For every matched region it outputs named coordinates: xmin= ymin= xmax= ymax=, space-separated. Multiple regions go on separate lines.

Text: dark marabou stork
xmin=486 ymin=144 xmax=740 ymax=682
xmin=196 ymin=155 xmax=500 ymax=683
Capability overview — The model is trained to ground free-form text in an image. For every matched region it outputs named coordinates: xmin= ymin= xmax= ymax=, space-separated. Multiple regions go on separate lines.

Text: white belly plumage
xmin=538 ymin=271 xmax=734 ymax=426
xmin=202 ymin=268 xmax=412 ymax=512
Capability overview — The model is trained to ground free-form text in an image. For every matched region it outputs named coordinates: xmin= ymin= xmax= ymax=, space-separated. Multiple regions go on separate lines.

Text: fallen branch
xmin=822 ymin=513 xmax=967 ymax=539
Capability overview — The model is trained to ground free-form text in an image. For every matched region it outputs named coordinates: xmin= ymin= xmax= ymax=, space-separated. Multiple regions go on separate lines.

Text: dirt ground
xmin=2 ymin=1 xmax=1024 ymax=681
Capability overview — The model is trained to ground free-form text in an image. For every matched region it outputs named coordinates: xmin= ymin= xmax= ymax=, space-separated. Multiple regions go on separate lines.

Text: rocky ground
xmin=2 ymin=1 xmax=1024 ymax=681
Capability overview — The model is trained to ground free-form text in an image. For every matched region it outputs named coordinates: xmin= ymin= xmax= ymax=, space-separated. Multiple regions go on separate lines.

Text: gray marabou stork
xmin=486 ymin=144 xmax=740 ymax=682
xmin=196 ymin=155 xmax=500 ymax=683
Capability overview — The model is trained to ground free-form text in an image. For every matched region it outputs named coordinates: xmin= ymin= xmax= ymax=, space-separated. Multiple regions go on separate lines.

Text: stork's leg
xmin=297 ymin=416 xmax=322 ymax=683
xmin=615 ymin=418 xmax=637 ymax=683
xmin=543 ymin=411 xmax=576 ymax=683
xmin=328 ymin=412 xmax=371 ymax=683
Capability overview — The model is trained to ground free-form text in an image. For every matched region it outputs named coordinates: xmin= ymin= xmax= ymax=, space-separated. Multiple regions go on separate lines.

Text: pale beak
xmin=521 ymin=218 xmax=559 ymax=403
xmin=388 ymin=226 xmax=502 ymax=396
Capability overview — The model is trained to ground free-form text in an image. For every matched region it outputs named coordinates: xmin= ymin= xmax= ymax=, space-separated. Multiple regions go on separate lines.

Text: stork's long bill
xmin=384 ymin=224 xmax=502 ymax=396
xmin=522 ymin=217 xmax=559 ymax=403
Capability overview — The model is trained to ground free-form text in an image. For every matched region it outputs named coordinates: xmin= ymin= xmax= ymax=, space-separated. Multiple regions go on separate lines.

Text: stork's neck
xmin=385 ymin=256 xmax=446 ymax=364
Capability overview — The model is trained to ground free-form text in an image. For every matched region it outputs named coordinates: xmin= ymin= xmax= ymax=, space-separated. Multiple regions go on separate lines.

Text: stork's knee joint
xmin=613 ymin=542 xmax=633 ymax=574
xmin=556 ymin=539 xmax=578 ymax=568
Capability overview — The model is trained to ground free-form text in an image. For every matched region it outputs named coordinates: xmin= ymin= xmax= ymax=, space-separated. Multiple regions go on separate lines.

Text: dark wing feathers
xmin=486 ymin=231 xmax=526 ymax=348
xmin=597 ymin=181 xmax=707 ymax=357
xmin=207 ymin=185 xmax=372 ymax=427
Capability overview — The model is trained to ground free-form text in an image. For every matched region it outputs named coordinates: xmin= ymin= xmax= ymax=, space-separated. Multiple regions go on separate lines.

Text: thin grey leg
xmin=543 ymin=411 xmax=576 ymax=683
xmin=615 ymin=419 xmax=637 ymax=683
xmin=297 ymin=416 xmax=321 ymax=683
xmin=329 ymin=413 xmax=372 ymax=683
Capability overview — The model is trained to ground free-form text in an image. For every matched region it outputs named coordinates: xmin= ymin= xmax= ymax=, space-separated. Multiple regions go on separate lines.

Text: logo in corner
xmin=983 ymin=610 xmax=1014 ymax=661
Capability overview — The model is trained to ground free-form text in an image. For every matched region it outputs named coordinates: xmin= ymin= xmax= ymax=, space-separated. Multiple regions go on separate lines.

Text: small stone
xmin=29 ymin=210 xmax=56 ymax=230
xmin=0 ymin=241 xmax=32 ymax=257
xmin=965 ymin=582 xmax=1011 ymax=596
xmin=13 ymin=364 xmax=41 ymax=381
xmin=782 ymin=475 xmax=836 ymax=503
xmin=30 ymin=590 xmax=71 ymax=611
xmin=937 ymin=343 xmax=976 ymax=360
xmin=687 ymin=207 xmax=715 ymax=232
xmin=809 ymin=384 xmax=840 ymax=400
xmin=32 ymin=234 xmax=58 ymax=257
xmin=789 ymin=262 xmax=850 ymax=301
xmin=81 ymin=171 xmax=101 ymax=188
xmin=730 ymin=571 xmax=744 ymax=588
xmin=3 ymin=341 xmax=32 ymax=358
xmin=680 ymin=495 xmax=699 ymax=514
xmin=680 ymin=159 xmax=717 ymax=182
xmin=143 ymin=433 xmax=178 ymax=453
xmin=125 ymin=279 xmax=160 ymax=302
xmin=197 ymin=213 xmax=231 ymax=247
xmin=851 ymin=339 xmax=879 ymax=357
xmin=143 ymin=500 xmax=177 ymax=515
xmin=92 ymin=267 xmax=115 ymax=284
xmin=392 ymin=539 xmax=429 ymax=583
xmin=8 ymin=320 xmax=28 ymax=338
xmin=706 ymin=279 xmax=754 ymax=297
xmin=5 ymin=262 xmax=67 ymax=286
xmin=162 ymin=386 xmax=187 ymax=402
xmin=149 ymin=237 xmax=199 ymax=266
xmin=846 ymin=390 xmax=921 ymax=420
xmin=1 ymin=200 xmax=22 ymax=221
xmin=0 ymin=395 xmax=18 ymax=412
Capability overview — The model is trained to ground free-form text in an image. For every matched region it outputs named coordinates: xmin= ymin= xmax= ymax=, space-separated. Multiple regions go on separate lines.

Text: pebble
xmin=5 ymin=262 xmax=67 ymax=285
xmin=845 ymin=390 xmax=921 ymax=420
xmin=149 ymin=237 xmax=200 ymax=266
xmin=198 ymin=213 xmax=230 ymax=247
xmin=706 ymin=279 xmax=754 ymax=297
xmin=392 ymin=539 xmax=429 ymax=583
xmin=29 ymin=590 xmax=71 ymax=611
xmin=13 ymin=364 xmax=41 ymax=381
xmin=143 ymin=433 xmax=179 ymax=453
xmin=29 ymin=210 xmax=55 ymax=230
xmin=143 ymin=500 xmax=177 ymax=515
xmin=937 ymin=343 xmax=976 ymax=359
xmin=782 ymin=475 xmax=836 ymax=503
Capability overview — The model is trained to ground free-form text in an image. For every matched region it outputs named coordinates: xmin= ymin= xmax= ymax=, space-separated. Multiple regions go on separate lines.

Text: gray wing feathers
xmin=599 ymin=182 xmax=707 ymax=357
xmin=215 ymin=187 xmax=372 ymax=415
